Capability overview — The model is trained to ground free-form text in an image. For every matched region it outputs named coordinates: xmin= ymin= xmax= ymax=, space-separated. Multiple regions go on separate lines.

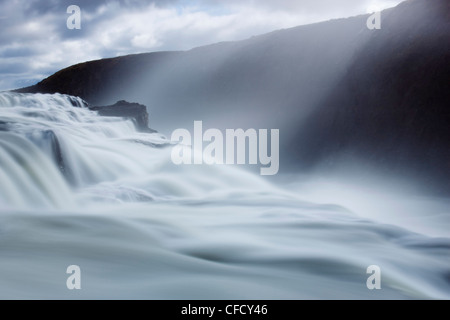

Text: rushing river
xmin=0 ymin=92 xmax=448 ymax=299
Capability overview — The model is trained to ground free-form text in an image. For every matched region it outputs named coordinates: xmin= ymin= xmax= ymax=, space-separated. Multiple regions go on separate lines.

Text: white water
xmin=0 ymin=92 xmax=449 ymax=299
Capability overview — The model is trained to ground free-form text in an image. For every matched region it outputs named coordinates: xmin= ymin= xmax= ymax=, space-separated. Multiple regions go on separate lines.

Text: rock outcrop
xmin=89 ymin=100 xmax=156 ymax=133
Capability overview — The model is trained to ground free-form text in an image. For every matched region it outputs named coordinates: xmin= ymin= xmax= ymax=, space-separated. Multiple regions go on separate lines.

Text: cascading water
xmin=0 ymin=92 xmax=449 ymax=299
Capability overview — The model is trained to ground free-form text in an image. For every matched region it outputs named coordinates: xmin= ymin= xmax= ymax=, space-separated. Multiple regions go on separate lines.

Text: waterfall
xmin=0 ymin=92 xmax=448 ymax=299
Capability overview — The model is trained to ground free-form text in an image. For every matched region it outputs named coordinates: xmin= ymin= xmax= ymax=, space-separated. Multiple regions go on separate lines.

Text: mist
xmin=101 ymin=14 xmax=371 ymax=136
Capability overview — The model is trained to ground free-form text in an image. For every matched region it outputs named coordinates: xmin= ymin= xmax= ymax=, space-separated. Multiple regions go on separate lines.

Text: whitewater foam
xmin=0 ymin=92 xmax=448 ymax=299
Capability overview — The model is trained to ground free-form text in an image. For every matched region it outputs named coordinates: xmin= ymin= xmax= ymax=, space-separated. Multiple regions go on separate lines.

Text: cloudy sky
xmin=0 ymin=0 xmax=404 ymax=90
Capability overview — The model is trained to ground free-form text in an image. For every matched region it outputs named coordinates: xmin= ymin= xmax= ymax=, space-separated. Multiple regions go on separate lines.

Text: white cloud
xmin=365 ymin=0 xmax=403 ymax=13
